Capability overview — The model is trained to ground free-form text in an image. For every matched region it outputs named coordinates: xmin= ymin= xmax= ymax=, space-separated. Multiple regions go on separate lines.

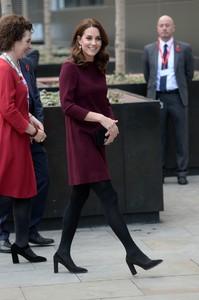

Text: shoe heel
xmin=11 ymin=243 xmax=46 ymax=264
xmin=53 ymin=257 xmax=59 ymax=273
xmin=53 ymin=252 xmax=88 ymax=274
xmin=11 ymin=251 xmax=19 ymax=264
xmin=126 ymin=261 xmax=137 ymax=275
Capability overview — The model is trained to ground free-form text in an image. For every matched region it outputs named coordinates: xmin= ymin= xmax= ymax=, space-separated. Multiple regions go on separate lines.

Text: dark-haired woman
xmin=54 ymin=18 xmax=163 ymax=276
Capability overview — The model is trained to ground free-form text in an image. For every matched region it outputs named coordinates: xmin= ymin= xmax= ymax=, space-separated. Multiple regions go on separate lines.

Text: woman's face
xmin=78 ymin=26 xmax=102 ymax=61
xmin=12 ymin=30 xmax=32 ymax=59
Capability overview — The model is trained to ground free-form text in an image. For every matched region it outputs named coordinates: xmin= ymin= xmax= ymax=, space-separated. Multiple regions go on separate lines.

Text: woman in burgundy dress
xmin=0 ymin=15 xmax=47 ymax=263
xmin=54 ymin=18 xmax=163 ymax=276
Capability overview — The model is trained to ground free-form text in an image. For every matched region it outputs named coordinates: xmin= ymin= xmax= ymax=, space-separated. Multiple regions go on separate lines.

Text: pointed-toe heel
xmin=53 ymin=252 xmax=88 ymax=274
xmin=11 ymin=243 xmax=47 ymax=263
xmin=142 ymin=259 xmax=163 ymax=270
xmin=126 ymin=255 xmax=163 ymax=275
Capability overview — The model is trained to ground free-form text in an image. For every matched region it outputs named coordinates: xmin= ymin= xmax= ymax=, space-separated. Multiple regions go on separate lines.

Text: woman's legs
xmin=91 ymin=180 xmax=137 ymax=254
xmin=57 ymin=184 xmax=90 ymax=259
xmin=54 ymin=184 xmax=90 ymax=273
xmin=12 ymin=198 xmax=46 ymax=259
xmin=13 ymin=198 xmax=31 ymax=247
xmin=91 ymin=180 xmax=162 ymax=274
xmin=54 ymin=180 xmax=162 ymax=274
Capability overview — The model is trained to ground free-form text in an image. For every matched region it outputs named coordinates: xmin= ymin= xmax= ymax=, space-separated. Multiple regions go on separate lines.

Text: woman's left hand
xmin=103 ymin=121 xmax=119 ymax=145
xmin=84 ymin=112 xmax=119 ymax=145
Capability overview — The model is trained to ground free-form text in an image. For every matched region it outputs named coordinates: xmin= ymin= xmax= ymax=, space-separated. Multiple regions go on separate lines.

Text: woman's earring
xmin=79 ymin=45 xmax=82 ymax=49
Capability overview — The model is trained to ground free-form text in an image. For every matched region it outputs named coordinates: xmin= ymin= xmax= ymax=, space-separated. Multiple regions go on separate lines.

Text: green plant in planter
xmin=106 ymin=73 xmax=145 ymax=84
xmin=107 ymin=89 xmax=123 ymax=104
xmin=34 ymin=45 xmax=70 ymax=64
xmin=38 ymin=73 xmax=146 ymax=89
xmin=39 ymin=71 xmax=199 ymax=106
xmin=193 ymin=71 xmax=199 ymax=80
xmin=40 ymin=89 xmax=124 ymax=106
xmin=40 ymin=89 xmax=60 ymax=106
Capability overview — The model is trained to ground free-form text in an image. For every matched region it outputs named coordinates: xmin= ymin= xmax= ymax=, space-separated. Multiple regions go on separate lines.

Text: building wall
xmin=51 ymin=0 xmax=199 ymax=72
xmin=13 ymin=0 xmax=199 ymax=73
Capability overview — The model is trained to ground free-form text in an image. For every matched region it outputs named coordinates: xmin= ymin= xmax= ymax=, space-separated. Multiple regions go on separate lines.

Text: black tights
xmin=0 ymin=196 xmax=38 ymax=257
xmin=13 ymin=198 xmax=31 ymax=247
xmin=57 ymin=180 xmax=139 ymax=258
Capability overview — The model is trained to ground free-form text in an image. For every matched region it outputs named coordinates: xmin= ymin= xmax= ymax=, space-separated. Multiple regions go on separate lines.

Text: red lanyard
xmin=158 ymin=38 xmax=173 ymax=69
xmin=2 ymin=52 xmax=29 ymax=101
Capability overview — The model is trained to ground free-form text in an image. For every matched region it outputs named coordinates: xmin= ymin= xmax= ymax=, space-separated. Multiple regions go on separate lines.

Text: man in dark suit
xmin=26 ymin=48 xmax=40 ymax=75
xmin=143 ymin=15 xmax=194 ymax=185
xmin=0 ymin=52 xmax=54 ymax=253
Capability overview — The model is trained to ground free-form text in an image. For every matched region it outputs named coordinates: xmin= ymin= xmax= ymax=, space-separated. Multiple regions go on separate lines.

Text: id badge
xmin=160 ymin=69 xmax=170 ymax=76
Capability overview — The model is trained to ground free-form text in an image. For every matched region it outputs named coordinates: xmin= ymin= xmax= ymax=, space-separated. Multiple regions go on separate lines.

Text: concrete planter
xmin=37 ymin=64 xmax=62 ymax=78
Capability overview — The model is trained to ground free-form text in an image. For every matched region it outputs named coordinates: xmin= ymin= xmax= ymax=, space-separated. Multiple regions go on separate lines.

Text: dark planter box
xmin=42 ymin=91 xmax=163 ymax=229
xmin=37 ymin=64 xmax=62 ymax=77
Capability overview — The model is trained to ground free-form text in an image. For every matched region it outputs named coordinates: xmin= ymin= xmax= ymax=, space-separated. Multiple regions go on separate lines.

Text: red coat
xmin=59 ymin=61 xmax=114 ymax=186
xmin=0 ymin=59 xmax=37 ymax=198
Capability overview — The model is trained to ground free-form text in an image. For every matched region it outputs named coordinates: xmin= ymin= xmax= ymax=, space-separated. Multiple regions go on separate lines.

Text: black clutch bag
xmin=95 ymin=126 xmax=108 ymax=147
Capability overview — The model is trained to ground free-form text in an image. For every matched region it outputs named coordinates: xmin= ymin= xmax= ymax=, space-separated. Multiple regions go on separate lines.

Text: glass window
xmin=51 ymin=0 xmax=103 ymax=9
xmin=64 ymin=0 xmax=103 ymax=6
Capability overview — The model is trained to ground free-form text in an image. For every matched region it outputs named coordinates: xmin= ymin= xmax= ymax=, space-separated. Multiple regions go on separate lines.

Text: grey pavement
xmin=0 ymin=175 xmax=199 ymax=300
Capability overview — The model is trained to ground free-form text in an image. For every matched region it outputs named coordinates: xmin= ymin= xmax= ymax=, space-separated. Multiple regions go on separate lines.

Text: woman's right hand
xmin=29 ymin=115 xmax=44 ymax=131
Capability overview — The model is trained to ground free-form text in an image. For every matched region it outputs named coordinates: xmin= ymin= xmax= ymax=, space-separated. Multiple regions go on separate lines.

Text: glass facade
xmin=51 ymin=0 xmax=103 ymax=10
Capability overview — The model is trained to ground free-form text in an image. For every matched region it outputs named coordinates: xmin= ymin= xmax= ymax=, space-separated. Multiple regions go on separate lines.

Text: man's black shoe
xmin=28 ymin=232 xmax=54 ymax=245
xmin=178 ymin=176 xmax=188 ymax=185
xmin=0 ymin=239 xmax=12 ymax=253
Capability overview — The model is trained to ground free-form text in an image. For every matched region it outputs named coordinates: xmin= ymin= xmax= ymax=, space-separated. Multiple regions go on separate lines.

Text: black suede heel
xmin=11 ymin=243 xmax=47 ymax=263
xmin=126 ymin=255 xmax=163 ymax=275
xmin=53 ymin=252 xmax=88 ymax=274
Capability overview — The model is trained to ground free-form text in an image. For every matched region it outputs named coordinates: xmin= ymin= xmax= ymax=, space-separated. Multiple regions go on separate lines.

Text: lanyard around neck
xmin=2 ymin=52 xmax=21 ymax=75
xmin=158 ymin=39 xmax=174 ymax=69
xmin=2 ymin=52 xmax=29 ymax=100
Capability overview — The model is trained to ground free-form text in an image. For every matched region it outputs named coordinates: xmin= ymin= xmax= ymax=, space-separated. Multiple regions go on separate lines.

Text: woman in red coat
xmin=0 ymin=15 xmax=47 ymax=263
xmin=54 ymin=18 xmax=162 ymax=276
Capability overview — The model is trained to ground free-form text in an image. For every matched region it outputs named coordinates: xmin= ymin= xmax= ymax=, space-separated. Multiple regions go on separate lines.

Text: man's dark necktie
xmin=159 ymin=44 xmax=168 ymax=92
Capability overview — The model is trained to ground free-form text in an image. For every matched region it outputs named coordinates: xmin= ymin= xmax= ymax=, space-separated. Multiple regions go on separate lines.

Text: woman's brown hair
xmin=68 ymin=18 xmax=109 ymax=73
xmin=0 ymin=14 xmax=33 ymax=52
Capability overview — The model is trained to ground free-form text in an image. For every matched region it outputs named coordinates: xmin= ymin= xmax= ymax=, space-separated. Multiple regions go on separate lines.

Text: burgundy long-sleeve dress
xmin=59 ymin=61 xmax=114 ymax=186
xmin=0 ymin=59 xmax=37 ymax=198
